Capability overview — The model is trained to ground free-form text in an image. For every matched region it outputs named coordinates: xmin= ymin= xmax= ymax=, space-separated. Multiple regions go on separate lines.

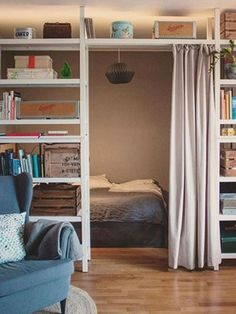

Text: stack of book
xmin=0 ymin=91 xmax=21 ymax=120
xmin=0 ymin=148 xmax=43 ymax=177
xmin=220 ymin=193 xmax=236 ymax=215
xmin=220 ymin=89 xmax=236 ymax=119
xmin=7 ymin=55 xmax=57 ymax=79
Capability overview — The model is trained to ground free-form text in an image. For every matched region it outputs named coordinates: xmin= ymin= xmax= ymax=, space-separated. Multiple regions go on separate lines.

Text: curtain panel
xmin=169 ymin=45 xmax=221 ymax=270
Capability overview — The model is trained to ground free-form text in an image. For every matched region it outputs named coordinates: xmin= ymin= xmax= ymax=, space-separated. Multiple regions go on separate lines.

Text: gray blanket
xmin=24 ymin=219 xmax=83 ymax=261
xmin=90 ymin=188 xmax=167 ymax=225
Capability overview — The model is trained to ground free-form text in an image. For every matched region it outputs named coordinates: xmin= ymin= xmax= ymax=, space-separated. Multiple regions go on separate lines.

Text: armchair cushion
xmin=0 ymin=259 xmax=74 ymax=297
xmin=0 ymin=212 xmax=26 ymax=264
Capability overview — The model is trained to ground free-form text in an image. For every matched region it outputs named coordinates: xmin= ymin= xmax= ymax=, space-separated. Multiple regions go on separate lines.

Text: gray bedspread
xmin=90 ymin=188 xmax=167 ymax=225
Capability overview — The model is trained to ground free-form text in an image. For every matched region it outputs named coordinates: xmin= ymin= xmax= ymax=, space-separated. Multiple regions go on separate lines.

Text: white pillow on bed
xmin=113 ymin=179 xmax=154 ymax=188
xmin=109 ymin=180 xmax=161 ymax=196
xmin=90 ymin=174 xmax=112 ymax=189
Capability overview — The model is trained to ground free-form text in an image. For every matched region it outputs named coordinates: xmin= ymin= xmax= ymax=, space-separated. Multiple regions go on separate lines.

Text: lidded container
xmin=111 ymin=21 xmax=133 ymax=38
xmin=14 ymin=28 xmax=36 ymax=39
xmin=14 ymin=56 xmax=53 ymax=69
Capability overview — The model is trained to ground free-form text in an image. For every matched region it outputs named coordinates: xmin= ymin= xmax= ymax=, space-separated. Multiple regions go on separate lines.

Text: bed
xmin=88 ymin=183 xmax=168 ymax=248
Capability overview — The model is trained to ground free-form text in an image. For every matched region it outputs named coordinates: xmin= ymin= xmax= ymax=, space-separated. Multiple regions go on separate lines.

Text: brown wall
xmin=89 ymin=51 xmax=172 ymax=190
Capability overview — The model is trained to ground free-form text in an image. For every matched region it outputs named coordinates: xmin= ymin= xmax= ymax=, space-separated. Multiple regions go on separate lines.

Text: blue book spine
xmin=232 ymin=96 xmax=236 ymax=119
xmin=13 ymin=159 xmax=20 ymax=176
xmin=32 ymin=154 xmax=39 ymax=178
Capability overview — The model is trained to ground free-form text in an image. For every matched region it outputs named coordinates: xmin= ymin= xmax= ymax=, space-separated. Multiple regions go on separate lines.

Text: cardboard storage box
xmin=7 ymin=68 xmax=57 ymax=79
xmin=41 ymin=143 xmax=80 ymax=178
xmin=16 ymin=100 xmax=79 ymax=119
xmin=31 ymin=183 xmax=81 ymax=216
xmin=14 ymin=56 xmax=52 ymax=69
xmin=221 ymin=12 xmax=236 ymax=39
xmin=220 ymin=149 xmax=236 ymax=176
xmin=153 ymin=21 xmax=196 ymax=39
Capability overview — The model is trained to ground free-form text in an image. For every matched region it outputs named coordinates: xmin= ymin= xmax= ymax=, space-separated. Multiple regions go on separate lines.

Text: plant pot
xmin=224 ymin=63 xmax=236 ymax=79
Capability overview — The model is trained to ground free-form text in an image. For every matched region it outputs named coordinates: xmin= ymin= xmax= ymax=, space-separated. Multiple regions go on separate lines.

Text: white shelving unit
xmin=0 ymin=7 xmax=90 ymax=272
xmin=215 ymin=8 xmax=236 ymax=264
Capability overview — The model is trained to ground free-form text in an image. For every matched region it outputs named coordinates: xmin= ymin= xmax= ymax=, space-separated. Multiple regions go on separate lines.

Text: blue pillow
xmin=0 ymin=212 xmax=26 ymax=264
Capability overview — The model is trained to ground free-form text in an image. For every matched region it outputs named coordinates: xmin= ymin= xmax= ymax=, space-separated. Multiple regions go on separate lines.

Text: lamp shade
xmin=105 ymin=62 xmax=134 ymax=84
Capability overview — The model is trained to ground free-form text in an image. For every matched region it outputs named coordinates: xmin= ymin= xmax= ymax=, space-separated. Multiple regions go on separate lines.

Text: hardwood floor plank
xmin=72 ymin=248 xmax=236 ymax=313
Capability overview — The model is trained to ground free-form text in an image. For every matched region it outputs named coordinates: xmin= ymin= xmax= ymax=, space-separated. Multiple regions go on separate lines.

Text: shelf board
xmin=219 ymin=214 xmax=236 ymax=221
xmin=0 ymin=79 xmax=80 ymax=87
xmin=0 ymin=38 xmax=80 ymax=51
xmin=86 ymin=38 xmax=215 ymax=50
xmin=33 ymin=177 xmax=81 ymax=184
xmin=0 ymin=119 xmax=80 ymax=125
xmin=220 ymin=119 xmax=236 ymax=124
xmin=0 ymin=135 xmax=81 ymax=143
xmin=219 ymin=136 xmax=236 ymax=143
xmin=221 ymin=253 xmax=236 ymax=259
xmin=219 ymin=176 xmax=236 ymax=182
xmin=220 ymin=79 xmax=236 ymax=87
xmin=29 ymin=215 xmax=82 ymax=222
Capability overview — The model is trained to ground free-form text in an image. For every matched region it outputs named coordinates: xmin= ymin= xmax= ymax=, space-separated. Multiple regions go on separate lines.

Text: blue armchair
xmin=0 ymin=173 xmax=74 ymax=314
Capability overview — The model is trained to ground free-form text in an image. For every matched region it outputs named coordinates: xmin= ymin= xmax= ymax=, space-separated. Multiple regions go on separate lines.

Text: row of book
xmin=220 ymin=89 xmax=236 ymax=120
xmin=0 ymin=91 xmax=21 ymax=120
xmin=0 ymin=148 xmax=43 ymax=177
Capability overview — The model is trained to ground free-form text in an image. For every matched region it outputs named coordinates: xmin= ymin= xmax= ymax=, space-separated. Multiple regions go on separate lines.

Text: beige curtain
xmin=168 ymin=45 xmax=221 ymax=270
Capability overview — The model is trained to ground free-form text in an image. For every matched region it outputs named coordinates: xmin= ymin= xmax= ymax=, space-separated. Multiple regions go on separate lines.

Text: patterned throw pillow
xmin=0 ymin=212 xmax=26 ymax=264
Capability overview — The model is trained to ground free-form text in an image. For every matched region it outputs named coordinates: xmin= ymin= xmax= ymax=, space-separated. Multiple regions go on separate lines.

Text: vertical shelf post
xmin=214 ymin=7 xmax=221 ymax=271
xmin=80 ymin=5 xmax=89 ymax=272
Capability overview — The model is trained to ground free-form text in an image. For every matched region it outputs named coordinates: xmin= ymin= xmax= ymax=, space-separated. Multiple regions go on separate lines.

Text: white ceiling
xmin=0 ymin=0 xmax=234 ymax=38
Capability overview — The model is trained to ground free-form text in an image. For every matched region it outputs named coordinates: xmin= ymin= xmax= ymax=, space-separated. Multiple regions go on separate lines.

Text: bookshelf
xmin=215 ymin=8 xmax=236 ymax=265
xmin=0 ymin=7 xmax=89 ymax=272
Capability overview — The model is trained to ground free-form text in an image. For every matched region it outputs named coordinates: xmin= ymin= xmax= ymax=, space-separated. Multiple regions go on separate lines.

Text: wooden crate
xmin=220 ymin=149 xmax=236 ymax=176
xmin=31 ymin=183 xmax=81 ymax=216
xmin=221 ymin=12 xmax=236 ymax=39
xmin=41 ymin=143 xmax=80 ymax=178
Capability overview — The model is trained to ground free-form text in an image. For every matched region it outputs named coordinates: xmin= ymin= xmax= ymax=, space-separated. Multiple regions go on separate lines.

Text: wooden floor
xmin=72 ymin=248 xmax=236 ymax=314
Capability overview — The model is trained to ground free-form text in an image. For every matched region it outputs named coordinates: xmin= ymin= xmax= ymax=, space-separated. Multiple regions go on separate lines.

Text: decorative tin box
xmin=14 ymin=27 xmax=36 ymax=39
xmin=43 ymin=23 xmax=72 ymax=38
xmin=14 ymin=56 xmax=52 ymax=69
xmin=153 ymin=21 xmax=196 ymax=39
xmin=111 ymin=21 xmax=133 ymax=38
xmin=7 ymin=68 xmax=57 ymax=79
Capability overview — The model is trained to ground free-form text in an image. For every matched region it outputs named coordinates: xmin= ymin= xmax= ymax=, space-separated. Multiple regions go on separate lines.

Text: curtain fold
xmin=169 ymin=44 xmax=221 ymax=270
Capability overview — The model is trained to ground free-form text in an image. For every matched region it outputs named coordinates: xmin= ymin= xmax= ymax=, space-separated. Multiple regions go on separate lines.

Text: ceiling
xmin=0 ymin=0 xmax=234 ymax=38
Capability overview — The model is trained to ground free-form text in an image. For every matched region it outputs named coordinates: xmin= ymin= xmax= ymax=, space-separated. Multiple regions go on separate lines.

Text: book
xmin=6 ymin=132 xmax=41 ymax=137
xmin=232 ymin=96 xmax=236 ymax=119
xmin=13 ymin=159 xmax=21 ymax=176
xmin=220 ymin=89 xmax=226 ymax=119
xmin=47 ymin=130 xmax=69 ymax=135
xmin=26 ymin=154 xmax=33 ymax=176
xmin=84 ymin=18 xmax=95 ymax=38
xmin=32 ymin=154 xmax=39 ymax=178
xmin=18 ymin=149 xmax=25 ymax=172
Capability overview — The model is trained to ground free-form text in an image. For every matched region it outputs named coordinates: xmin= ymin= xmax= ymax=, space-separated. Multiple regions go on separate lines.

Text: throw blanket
xmin=24 ymin=219 xmax=83 ymax=261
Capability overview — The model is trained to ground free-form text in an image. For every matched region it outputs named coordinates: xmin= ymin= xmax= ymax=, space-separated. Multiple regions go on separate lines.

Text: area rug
xmin=36 ymin=285 xmax=97 ymax=314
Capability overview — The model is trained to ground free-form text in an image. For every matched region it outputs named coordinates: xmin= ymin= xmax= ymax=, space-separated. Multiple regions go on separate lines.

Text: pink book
xmin=6 ymin=132 xmax=41 ymax=137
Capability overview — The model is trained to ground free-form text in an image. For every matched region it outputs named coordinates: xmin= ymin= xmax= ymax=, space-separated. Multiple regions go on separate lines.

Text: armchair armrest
xmin=59 ymin=227 xmax=73 ymax=259
xmin=25 ymin=220 xmax=82 ymax=261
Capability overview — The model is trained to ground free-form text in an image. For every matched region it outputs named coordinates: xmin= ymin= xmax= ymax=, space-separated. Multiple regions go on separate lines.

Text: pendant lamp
xmin=105 ymin=50 xmax=135 ymax=84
